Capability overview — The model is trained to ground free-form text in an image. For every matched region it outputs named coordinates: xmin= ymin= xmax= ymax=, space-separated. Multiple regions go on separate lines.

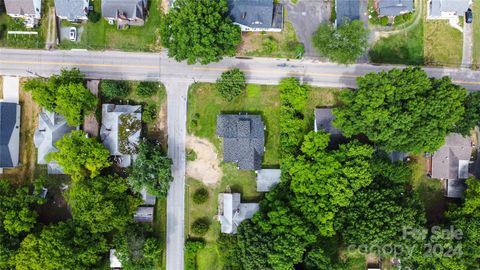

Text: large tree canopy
xmin=128 ymin=142 xmax=173 ymax=197
xmin=455 ymin=92 xmax=480 ymax=135
xmin=67 ymin=175 xmax=141 ymax=234
xmin=289 ymin=131 xmax=375 ymax=236
xmin=333 ymin=67 xmax=467 ymax=153
xmin=47 ymin=130 xmax=111 ymax=179
xmin=160 ymin=0 xmax=241 ymax=64
xmin=23 ymin=68 xmax=97 ymax=126
xmin=215 ymin=68 xmax=246 ymax=101
xmin=312 ymin=20 xmax=369 ymax=64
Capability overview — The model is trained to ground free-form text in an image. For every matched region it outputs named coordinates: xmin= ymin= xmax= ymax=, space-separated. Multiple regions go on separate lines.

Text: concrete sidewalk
xmin=1 ymin=76 xmax=20 ymax=103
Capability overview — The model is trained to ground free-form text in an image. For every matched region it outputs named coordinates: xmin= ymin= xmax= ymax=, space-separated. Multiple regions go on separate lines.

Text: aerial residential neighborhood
xmin=0 ymin=0 xmax=480 ymax=269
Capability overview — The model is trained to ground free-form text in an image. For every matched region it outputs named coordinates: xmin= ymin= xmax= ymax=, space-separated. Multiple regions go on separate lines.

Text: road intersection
xmin=1 ymin=48 xmax=480 ymax=270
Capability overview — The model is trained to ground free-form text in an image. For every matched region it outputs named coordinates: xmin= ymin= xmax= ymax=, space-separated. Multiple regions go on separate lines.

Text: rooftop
xmin=446 ymin=179 xmax=467 ymax=198
xmin=431 ymin=133 xmax=472 ymax=180
xmin=54 ymin=0 xmax=89 ymax=21
xmin=102 ymin=0 xmax=147 ymax=20
xmin=256 ymin=169 xmax=281 ymax=192
xmin=218 ymin=193 xmax=259 ymax=234
xmin=0 ymin=102 xmax=20 ymax=168
xmin=378 ymin=0 xmax=414 ymax=16
xmin=4 ymin=0 xmax=36 ymax=15
xmin=217 ymin=114 xmax=265 ymax=170
xmin=428 ymin=0 xmax=470 ymax=17
xmin=336 ymin=0 xmax=360 ymax=26
xmin=133 ymin=206 xmax=154 ymax=223
xmin=314 ymin=108 xmax=347 ymax=147
xmin=228 ymin=0 xmax=283 ymax=29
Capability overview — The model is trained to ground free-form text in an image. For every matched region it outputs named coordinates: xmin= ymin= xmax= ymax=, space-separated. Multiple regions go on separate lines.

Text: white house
xmin=4 ymin=0 xmax=42 ymax=28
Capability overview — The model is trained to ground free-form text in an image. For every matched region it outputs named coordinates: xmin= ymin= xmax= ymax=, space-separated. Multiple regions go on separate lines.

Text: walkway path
xmin=461 ymin=21 xmax=473 ymax=68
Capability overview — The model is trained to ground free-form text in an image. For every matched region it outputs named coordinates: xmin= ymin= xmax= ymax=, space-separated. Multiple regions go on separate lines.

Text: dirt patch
xmin=186 ymin=136 xmax=222 ymax=186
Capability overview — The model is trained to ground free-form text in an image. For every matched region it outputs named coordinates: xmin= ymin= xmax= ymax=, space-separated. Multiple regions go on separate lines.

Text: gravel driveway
xmin=282 ymin=0 xmax=331 ymax=58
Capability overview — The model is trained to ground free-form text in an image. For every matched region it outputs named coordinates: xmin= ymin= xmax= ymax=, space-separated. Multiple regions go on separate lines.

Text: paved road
xmin=1 ymin=48 xmax=480 ymax=90
xmin=461 ymin=21 xmax=473 ymax=69
xmin=164 ymin=81 xmax=188 ymax=270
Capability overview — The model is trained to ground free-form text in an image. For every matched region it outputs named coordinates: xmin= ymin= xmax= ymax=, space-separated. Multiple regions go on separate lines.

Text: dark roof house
xmin=336 ymin=0 xmax=360 ymax=26
xmin=314 ymin=108 xmax=347 ymax=147
xmin=217 ymin=114 xmax=265 ymax=170
xmin=102 ymin=0 xmax=148 ymax=27
xmin=54 ymin=0 xmax=89 ymax=21
xmin=228 ymin=0 xmax=283 ymax=32
xmin=0 ymin=102 xmax=21 ymax=168
xmin=378 ymin=0 xmax=414 ymax=16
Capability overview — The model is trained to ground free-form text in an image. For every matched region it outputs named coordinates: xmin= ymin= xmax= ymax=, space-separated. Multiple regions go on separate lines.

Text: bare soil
xmin=186 ymin=136 xmax=222 ymax=186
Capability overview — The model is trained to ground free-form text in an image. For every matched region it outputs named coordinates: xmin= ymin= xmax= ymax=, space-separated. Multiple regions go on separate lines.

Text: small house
xmin=218 ymin=193 xmax=259 ymax=234
xmin=54 ymin=0 xmax=89 ymax=22
xmin=377 ymin=0 xmax=414 ymax=17
xmin=100 ymin=104 xmax=142 ymax=167
xmin=4 ymin=0 xmax=42 ymax=28
xmin=335 ymin=0 xmax=360 ymax=27
xmin=256 ymin=169 xmax=281 ymax=192
xmin=140 ymin=188 xmax=156 ymax=205
xmin=34 ymin=110 xmax=78 ymax=174
xmin=427 ymin=0 xmax=470 ymax=19
xmin=133 ymin=206 xmax=154 ymax=223
xmin=102 ymin=0 xmax=148 ymax=28
xmin=227 ymin=0 xmax=283 ymax=32
xmin=0 ymin=102 xmax=21 ymax=169
xmin=217 ymin=114 xmax=265 ymax=170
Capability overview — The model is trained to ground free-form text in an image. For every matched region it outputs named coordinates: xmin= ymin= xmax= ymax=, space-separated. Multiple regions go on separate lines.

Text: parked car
xmin=466 ymin=8 xmax=473 ymax=24
xmin=69 ymin=27 xmax=77 ymax=41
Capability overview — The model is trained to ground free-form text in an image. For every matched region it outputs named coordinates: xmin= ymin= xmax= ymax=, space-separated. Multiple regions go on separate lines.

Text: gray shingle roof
xmin=228 ymin=0 xmax=283 ymax=29
xmin=429 ymin=0 xmax=470 ymax=17
xmin=4 ymin=0 xmax=35 ymax=15
xmin=336 ymin=0 xmax=360 ymax=26
xmin=217 ymin=114 xmax=265 ymax=170
xmin=54 ymin=0 xmax=89 ymax=21
xmin=256 ymin=169 xmax=281 ymax=192
xmin=432 ymin=133 xmax=472 ymax=180
xmin=0 ymin=102 xmax=20 ymax=168
xmin=314 ymin=108 xmax=347 ymax=147
xmin=447 ymin=179 xmax=467 ymax=198
xmin=102 ymin=0 xmax=147 ymax=20
xmin=378 ymin=0 xmax=414 ymax=16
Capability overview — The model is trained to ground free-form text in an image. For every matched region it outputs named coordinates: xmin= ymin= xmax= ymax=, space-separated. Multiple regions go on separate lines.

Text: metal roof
xmin=54 ymin=0 xmax=89 ymax=21
xmin=429 ymin=0 xmax=470 ymax=17
xmin=0 ymin=102 xmax=20 ymax=168
xmin=217 ymin=114 xmax=265 ymax=170
xmin=218 ymin=193 xmax=259 ymax=234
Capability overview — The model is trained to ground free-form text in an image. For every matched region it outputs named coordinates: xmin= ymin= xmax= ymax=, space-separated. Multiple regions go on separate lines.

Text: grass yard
xmin=237 ymin=22 xmax=304 ymax=59
xmin=59 ymin=0 xmax=162 ymax=51
xmin=424 ymin=20 xmax=463 ymax=67
xmin=369 ymin=19 xmax=424 ymax=65
xmin=154 ymin=197 xmax=167 ymax=270
xmin=473 ymin=1 xmax=480 ymax=69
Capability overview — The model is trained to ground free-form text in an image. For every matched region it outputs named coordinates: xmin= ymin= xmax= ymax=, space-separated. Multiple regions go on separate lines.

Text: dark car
xmin=466 ymin=8 xmax=473 ymax=24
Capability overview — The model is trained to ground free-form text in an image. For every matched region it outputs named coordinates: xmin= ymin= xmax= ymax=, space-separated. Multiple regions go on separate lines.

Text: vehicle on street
xmin=69 ymin=27 xmax=77 ymax=41
xmin=466 ymin=8 xmax=473 ymax=24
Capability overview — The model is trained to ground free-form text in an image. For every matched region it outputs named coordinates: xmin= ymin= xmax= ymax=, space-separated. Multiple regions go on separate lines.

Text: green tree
xmin=191 ymin=218 xmax=210 ymax=236
xmin=289 ymin=131 xmax=375 ymax=236
xmin=333 ymin=68 xmax=467 ymax=153
xmin=23 ymin=68 xmax=96 ymax=126
xmin=128 ymin=142 xmax=173 ymax=197
xmin=312 ymin=20 xmax=368 ymax=64
xmin=141 ymin=103 xmax=157 ymax=124
xmin=185 ymin=239 xmax=206 ymax=270
xmin=215 ymin=68 xmax=246 ymax=101
xmin=136 ymin=81 xmax=159 ymax=97
xmin=455 ymin=92 xmax=480 ymax=135
xmin=101 ymin=80 xmax=131 ymax=100
xmin=14 ymin=221 xmax=107 ymax=270
xmin=160 ymin=0 xmax=241 ymax=64
xmin=56 ymin=83 xmax=97 ymax=126
xmin=192 ymin=187 xmax=209 ymax=204
xmin=67 ymin=175 xmax=141 ymax=234
xmin=47 ymin=130 xmax=111 ymax=179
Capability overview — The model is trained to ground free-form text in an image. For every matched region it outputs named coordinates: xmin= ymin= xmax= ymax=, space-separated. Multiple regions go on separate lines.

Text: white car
xmin=69 ymin=27 xmax=77 ymax=42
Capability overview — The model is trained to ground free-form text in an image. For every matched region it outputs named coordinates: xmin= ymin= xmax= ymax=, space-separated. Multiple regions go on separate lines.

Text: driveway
xmin=462 ymin=21 xmax=473 ymax=68
xmin=282 ymin=0 xmax=331 ymax=58
xmin=1 ymin=76 xmax=19 ymax=103
xmin=59 ymin=25 xmax=83 ymax=42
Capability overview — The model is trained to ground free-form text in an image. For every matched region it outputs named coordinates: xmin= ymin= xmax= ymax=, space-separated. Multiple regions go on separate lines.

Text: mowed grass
xmin=153 ymin=197 xmax=167 ymax=270
xmin=369 ymin=20 xmax=424 ymax=65
xmin=424 ymin=20 xmax=463 ymax=67
xmin=473 ymin=1 xmax=480 ymax=69
xmin=59 ymin=0 xmax=162 ymax=51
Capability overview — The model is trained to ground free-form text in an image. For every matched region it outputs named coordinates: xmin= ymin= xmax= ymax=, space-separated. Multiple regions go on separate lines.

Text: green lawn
xmin=154 ymin=197 xmax=167 ymax=270
xmin=59 ymin=0 xmax=162 ymax=51
xmin=473 ymin=1 xmax=480 ymax=69
xmin=424 ymin=20 xmax=463 ymax=67
xmin=369 ymin=19 xmax=424 ymax=65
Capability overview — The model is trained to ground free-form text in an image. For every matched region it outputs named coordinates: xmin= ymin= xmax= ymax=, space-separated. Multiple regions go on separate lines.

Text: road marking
xmin=0 ymin=60 xmax=159 ymax=69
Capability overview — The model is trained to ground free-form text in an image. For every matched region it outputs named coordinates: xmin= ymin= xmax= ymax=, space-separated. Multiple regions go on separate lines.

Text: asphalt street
xmin=1 ymin=48 xmax=480 ymax=270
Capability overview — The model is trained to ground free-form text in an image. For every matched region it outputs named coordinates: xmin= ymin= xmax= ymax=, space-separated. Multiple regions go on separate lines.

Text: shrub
xmin=186 ymin=149 xmax=197 ymax=161
xmin=185 ymin=239 xmax=206 ymax=270
xmin=87 ymin=11 xmax=101 ymax=23
xmin=191 ymin=218 xmax=210 ymax=236
xmin=215 ymin=68 xmax=246 ymax=102
xmin=101 ymin=80 xmax=130 ymax=100
xmin=136 ymin=81 xmax=159 ymax=97
xmin=192 ymin=188 xmax=209 ymax=204
xmin=142 ymin=103 xmax=157 ymax=123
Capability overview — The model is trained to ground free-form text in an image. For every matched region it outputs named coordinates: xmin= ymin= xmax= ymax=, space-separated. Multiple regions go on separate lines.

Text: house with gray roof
xmin=100 ymin=104 xmax=142 ymax=167
xmin=227 ymin=0 xmax=283 ymax=32
xmin=133 ymin=206 xmax=154 ymax=222
xmin=256 ymin=169 xmax=281 ymax=192
xmin=54 ymin=0 xmax=89 ymax=22
xmin=0 ymin=102 xmax=20 ymax=169
xmin=314 ymin=108 xmax=347 ymax=147
xmin=140 ymin=188 xmax=156 ymax=205
xmin=218 ymin=193 xmax=259 ymax=234
xmin=34 ymin=110 xmax=78 ymax=174
xmin=217 ymin=114 xmax=265 ymax=170
xmin=427 ymin=0 xmax=470 ymax=19
xmin=102 ymin=0 xmax=148 ymax=28
xmin=431 ymin=133 xmax=472 ymax=198
xmin=377 ymin=0 xmax=414 ymax=16
xmin=336 ymin=0 xmax=360 ymax=27
xmin=4 ymin=0 xmax=42 ymax=28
